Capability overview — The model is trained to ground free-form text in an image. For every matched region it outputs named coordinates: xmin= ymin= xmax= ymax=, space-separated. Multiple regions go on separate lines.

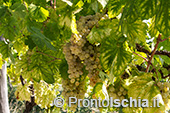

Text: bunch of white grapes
xmin=107 ymin=84 xmax=127 ymax=101
xmin=157 ymin=81 xmax=170 ymax=104
xmin=62 ymin=13 xmax=104 ymax=111
xmin=61 ymin=78 xmax=86 ymax=111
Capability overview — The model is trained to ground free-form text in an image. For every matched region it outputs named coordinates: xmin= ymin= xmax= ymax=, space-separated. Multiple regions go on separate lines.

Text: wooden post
xmin=0 ymin=62 xmax=10 ymax=113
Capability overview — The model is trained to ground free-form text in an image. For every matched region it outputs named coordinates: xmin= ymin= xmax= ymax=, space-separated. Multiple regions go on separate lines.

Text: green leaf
xmin=128 ymin=73 xmax=160 ymax=102
xmin=31 ymin=69 xmax=41 ymax=82
xmin=0 ymin=41 xmax=11 ymax=59
xmin=39 ymin=65 xmax=55 ymax=84
xmin=155 ymin=0 xmax=170 ymax=37
xmin=91 ymin=1 xmax=98 ymax=13
xmin=59 ymin=59 xmax=69 ymax=80
xmin=93 ymin=82 xmax=103 ymax=93
xmin=97 ymin=0 xmax=109 ymax=8
xmin=28 ymin=27 xmax=56 ymax=51
xmin=99 ymin=71 xmax=109 ymax=81
xmin=120 ymin=0 xmax=139 ymax=22
xmin=43 ymin=22 xmax=60 ymax=41
xmin=107 ymin=0 xmax=125 ymax=18
xmin=24 ymin=36 xmax=36 ymax=49
xmin=133 ymin=51 xmax=147 ymax=65
xmin=87 ymin=19 xmax=119 ymax=44
xmin=161 ymin=56 xmax=170 ymax=65
xmin=10 ymin=2 xmax=27 ymax=19
xmin=137 ymin=0 xmax=157 ymax=19
xmin=100 ymin=35 xmax=132 ymax=77
xmin=29 ymin=4 xmax=49 ymax=22
xmin=158 ymin=39 xmax=170 ymax=51
xmin=0 ymin=16 xmax=19 ymax=41
xmin=0 ymin=5 xmax=8 ymax=18
xmin=121 ymin=20 xmax=147 ymax=46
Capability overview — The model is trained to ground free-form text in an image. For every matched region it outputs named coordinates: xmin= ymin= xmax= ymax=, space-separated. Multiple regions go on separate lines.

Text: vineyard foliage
xmin=0 ymin=0 xmax=170 ymax=112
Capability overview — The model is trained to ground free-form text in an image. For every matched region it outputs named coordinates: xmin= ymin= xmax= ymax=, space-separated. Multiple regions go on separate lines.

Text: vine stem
xmin=36 ymin=50 xmax=62 ymax=60
xmin=146 ymin=34 xmax=162 ymax=72
xmin=133 ymin=52 xmax=158 ymax=76
xmin=132 ymin=52 xmax=148 ymax=62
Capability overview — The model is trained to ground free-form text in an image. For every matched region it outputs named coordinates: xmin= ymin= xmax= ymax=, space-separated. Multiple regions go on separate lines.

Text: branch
xmin=155 ymin=50 xmax=170 ymax=57
xmin=54 ymin=0 xmax=56 ymax=9
xmin=36 ymin=50 xmax=62 ymax=60
xmin=146 ymin=34 xmax=162 ymax=72
xmin=132 ymin=52 xmax=148 ymax=62
xmin=136 ymin=41 xmax=170 ymax=58
xmin=20 ymin=75 xmax=25 ymax=86
xmin=24 ymin=84 xmax=36 ymax=113
xmin=133 ymin=50 xmax=158 ymax=75
xmin=136 ymin=43 xmax=150 ymax=54
xmin=159 ymin=36 xmax=170 ymax=42
xmin=48 ymin=58 xmax=59 ymax=63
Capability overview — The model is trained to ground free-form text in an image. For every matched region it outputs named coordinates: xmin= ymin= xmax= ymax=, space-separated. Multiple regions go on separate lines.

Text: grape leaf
xmin=100 ymin=35 xmax=132 ymax=77
xmin=120 ymin=0 xmax=139 ymax=22
xmin=43 ymin=22 xmax=60 ymax=41
xmin=87 ymin=19 xmax=119 ymax=44
xmin=158 ymin=39 xmax=170 ymax=51
xmin=93 ymin=82 xmax=103 ymax=94
xmin=0 ymin=5 xmax=8 ymax=18
xmin=24 ymin=36 xmax=36 ymax=50
xmin=30 ymin=69 xmax=41 ymax=82
xmin=121 ymin=20 xmax=147 ymax=46
xmin=29 ymin=4 xmax=49 ymax=22
xmin=59 ymin=59 xmax=69 ymax=80
xmin=10 ymin=2 xmax=27 ymax=19
xmin=0 ymin=41 xmax=11 ymax=59
xmin=155 ymin=0 xmax=170 ymax=38
xmin=107 ymin=0 xmax=125 ymax=18
xmin=161 ymin=56 xmax=170 ymax=65
xmin=137 ymin=0 xmax=157 ymax=19
xmin=128 ymin=73 xmax=160 ymax=102
xmin=0 ymin=16 xmax=19 ymax=41
xmin=39 ymin=64 xmax=55 ymax=84
xmin=28 ymin=27 xmax=56 ymax=51
xmin=15 ymin=84 xmax=30 ymax=101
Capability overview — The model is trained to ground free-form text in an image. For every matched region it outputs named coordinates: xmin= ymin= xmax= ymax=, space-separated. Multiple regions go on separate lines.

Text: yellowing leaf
xmin=29 ymin=4 xmax=49 ymax=22
xmin=76 ymin=0 xmax=84 ymax=8
xmin=128 ymin=73 xmax=160 ymax=103
xmin=71 ymin=14 xmax=78 ymax=34
xmin=15 ymin=84 xmax=30 ymax=101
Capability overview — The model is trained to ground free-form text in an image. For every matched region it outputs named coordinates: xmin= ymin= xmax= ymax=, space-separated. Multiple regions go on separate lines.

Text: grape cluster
xmin=107 ymin=84 xmax=127 ymax=101
xmin=61 ymin=79 xmax=86 ymax=111
xmin=75 ymin=13 xmax=103 ymax=86
xmin=157 ymin=81 xmax=170 ymax=104
xmin=76 ymin=13 xmax=102 ymax=36
xmin=62 ymin=13 xmax=103 ymax=111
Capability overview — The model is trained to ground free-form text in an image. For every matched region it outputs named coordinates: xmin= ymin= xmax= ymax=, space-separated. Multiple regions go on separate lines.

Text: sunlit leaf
xmin=128 ymin=73 xmax=160 ymax=102
xmin=97 ymin=0 xmax=109 ymax=8
xmin=100 ymin=35 xmax=132 ymax=78
xmin=29 ymin=4 xmax=49 ymax=22
xmin=87 ymin=19 xmax=119 ymax=44
xmin=121 ymin=20 xmax=147 ymax=46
